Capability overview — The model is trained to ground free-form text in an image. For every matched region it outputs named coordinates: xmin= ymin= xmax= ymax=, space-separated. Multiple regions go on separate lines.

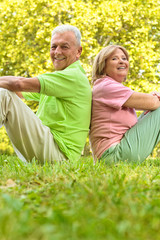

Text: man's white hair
xmin=51 ymin=24 xmax=81 ymax=46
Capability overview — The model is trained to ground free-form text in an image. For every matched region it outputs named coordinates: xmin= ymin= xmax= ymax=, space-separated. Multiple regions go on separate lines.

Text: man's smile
xmin=54 ymin=57 xmax=66 ymax=61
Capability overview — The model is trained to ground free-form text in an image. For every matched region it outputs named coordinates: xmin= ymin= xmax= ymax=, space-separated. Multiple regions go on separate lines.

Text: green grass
xmin=0 ymin=155 xmax=160 ymax=240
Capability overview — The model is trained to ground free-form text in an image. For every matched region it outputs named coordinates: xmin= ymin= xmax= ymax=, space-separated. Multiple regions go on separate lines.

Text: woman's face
xmin=104 ymin=48 xmax=129 ymax=83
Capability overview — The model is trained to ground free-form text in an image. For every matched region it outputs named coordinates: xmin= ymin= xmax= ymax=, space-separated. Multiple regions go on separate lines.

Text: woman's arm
xmin=123 ymin=92 xmax=160 ymax=110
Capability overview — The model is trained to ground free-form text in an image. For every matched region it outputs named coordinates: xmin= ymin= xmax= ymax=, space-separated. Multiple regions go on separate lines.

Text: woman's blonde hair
xmin=92 ymin=45 xmax=129 ymax=83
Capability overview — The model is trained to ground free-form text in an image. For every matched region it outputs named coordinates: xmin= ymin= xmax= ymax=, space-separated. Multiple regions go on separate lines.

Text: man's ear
xmin=76 ymin=46 xmax=82 ymax=59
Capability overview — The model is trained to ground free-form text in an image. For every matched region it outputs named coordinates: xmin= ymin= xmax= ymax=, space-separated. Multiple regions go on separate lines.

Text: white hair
xmin=51 ymin=24 xmax=81 ymax=46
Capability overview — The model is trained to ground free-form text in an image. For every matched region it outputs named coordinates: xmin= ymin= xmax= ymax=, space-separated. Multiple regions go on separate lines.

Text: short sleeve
xmin=22 ymin=92 xmax=40 ymax=101
xmin=37 ymin=61 xmax=87 ymax=99
xmin=94 ymin=77 xmax=134 ymax=110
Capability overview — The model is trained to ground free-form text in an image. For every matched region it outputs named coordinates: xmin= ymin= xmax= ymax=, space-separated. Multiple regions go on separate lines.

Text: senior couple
xmin=1 ymin=24 xmax=160 ymax=164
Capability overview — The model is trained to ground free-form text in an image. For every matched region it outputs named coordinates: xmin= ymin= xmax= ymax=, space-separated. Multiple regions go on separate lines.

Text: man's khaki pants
xmin=0 ymin=88 xmax=66 ymax=163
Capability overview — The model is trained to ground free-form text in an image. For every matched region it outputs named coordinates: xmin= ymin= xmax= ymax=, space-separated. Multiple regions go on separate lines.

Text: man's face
xmin=50 ymin=31 xmax=82 ymax=70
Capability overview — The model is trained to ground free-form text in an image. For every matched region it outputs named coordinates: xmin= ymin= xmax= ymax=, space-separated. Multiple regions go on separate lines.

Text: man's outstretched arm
xmin=0 ymin=76 xmax=40 ymax=96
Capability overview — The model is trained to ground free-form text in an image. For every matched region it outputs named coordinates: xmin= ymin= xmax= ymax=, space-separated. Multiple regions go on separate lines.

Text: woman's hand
xmin=151 ymin=91 xmax=160 ymax=100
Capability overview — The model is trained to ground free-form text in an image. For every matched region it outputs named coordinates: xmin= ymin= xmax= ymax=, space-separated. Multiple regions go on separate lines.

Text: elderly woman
xmin=89 ymin=45 xmax=160 ymax=163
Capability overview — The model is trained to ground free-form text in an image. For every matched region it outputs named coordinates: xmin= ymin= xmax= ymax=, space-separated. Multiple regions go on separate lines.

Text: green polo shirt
xmin=22 ymin=60 xmax=91 ymax=160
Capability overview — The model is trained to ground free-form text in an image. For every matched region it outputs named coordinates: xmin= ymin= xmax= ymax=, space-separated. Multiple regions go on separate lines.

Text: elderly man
xmin=0 ymin=25 xmax=91 ymax=163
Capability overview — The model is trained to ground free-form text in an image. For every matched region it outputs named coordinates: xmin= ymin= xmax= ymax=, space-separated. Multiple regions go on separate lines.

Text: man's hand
xmin=15 ymin=92 xmax=24 ymax=98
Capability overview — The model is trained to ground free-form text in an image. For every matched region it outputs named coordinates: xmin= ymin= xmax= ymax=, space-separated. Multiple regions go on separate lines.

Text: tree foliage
xmin=0 ymin=0 xmax=160 ymax=154
xmin=0 ymin=0 xmax=160 ymax=91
